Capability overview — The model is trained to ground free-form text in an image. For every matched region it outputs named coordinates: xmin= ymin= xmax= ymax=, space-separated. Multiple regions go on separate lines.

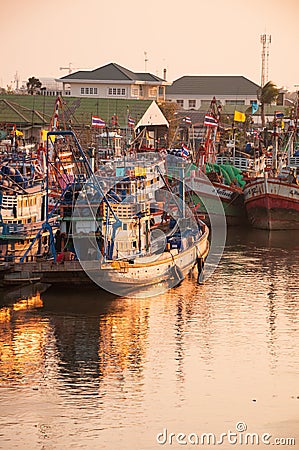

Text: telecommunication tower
xmin=260 ymin=34 xmax=271 ymax=87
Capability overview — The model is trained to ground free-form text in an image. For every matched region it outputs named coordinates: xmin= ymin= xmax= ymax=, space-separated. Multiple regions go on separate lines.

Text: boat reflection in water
xmin=0 ymin=227 xmax=298 ymax=449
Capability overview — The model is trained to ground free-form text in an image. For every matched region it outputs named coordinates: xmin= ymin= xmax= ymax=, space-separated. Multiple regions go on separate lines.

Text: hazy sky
xmin=1 ymin=0 xmax=298 ymax=91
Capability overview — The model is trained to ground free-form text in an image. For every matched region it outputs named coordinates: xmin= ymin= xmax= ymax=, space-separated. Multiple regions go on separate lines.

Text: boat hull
xmin=187 ymin=177 xmax=247 ymax=226
xmin=99 ymin=232 xmax=209 ymax=291
xmin=12 ymin=227 xmax=210 ymax=295
xmin=244 ymin=178 xmax=299 ymax=230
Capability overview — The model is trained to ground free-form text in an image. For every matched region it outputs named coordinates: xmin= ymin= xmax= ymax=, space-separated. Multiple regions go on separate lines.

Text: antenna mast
xmin=260 ymin=34 xmax=271 ymax=87
xmin=144 ymin=51 xmax=148 ymax=72
xmin=14 ymin=71 xmax=20 ymax=90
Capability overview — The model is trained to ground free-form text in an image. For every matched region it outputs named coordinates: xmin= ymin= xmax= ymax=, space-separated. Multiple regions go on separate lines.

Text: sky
xmin=1 ymin=0 xmax=298 ymax=91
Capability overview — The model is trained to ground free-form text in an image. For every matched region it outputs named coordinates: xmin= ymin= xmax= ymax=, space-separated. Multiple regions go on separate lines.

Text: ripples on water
xmin=0 ymin=228 xmax=298 ymax=449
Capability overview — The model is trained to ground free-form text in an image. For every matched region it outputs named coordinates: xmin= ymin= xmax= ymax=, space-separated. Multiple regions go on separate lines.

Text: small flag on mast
xmin=251 ymin=102 xmax=259 ymax=114
xmin=181 ymin=144 xmax=190 ymax=159
xmin=128 ymin=116 xmax=135 ymax=128
xmin=92 ymin=116 xmax=105 ymax=128
xmin=204 ymin=114 xmax=218 ymax=128
xmin=233 ymin=111 xmax=246 ymax=122
xmin=184 ymin=116 xmax=192 ymax=125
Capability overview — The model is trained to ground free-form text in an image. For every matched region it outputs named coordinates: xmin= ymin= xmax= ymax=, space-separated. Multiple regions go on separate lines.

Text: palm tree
xmin=26 ymin=77 xmax=42 ymax=95
xmin=258 ymin=81 xmax=280 ymax=128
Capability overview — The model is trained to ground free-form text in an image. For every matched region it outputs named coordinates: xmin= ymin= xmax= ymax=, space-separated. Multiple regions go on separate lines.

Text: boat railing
xmin=1 ymin=223 xmax=25 ymax=235
xmin=289 ymin=156 xmax=299 ymax=168
xmin=216 ymin=155 xmax=265 ymax=173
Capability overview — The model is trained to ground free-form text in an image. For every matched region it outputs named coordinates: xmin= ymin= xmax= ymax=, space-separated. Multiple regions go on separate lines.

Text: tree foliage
xmin=158 ymin=101 xmax=179 ymax=147
xmin=258 ymin=81 xmax=280 ymax=127
xmin=27 ymin=77 xmax=42 ymax=95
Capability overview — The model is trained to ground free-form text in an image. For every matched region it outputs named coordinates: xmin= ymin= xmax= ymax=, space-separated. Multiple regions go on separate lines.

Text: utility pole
xmin=260 ymin=34 xmax=271 ymax=87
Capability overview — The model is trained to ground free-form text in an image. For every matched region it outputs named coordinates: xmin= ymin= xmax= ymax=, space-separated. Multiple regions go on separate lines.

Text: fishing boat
xmin=186 ymin=98 xmax=247 ymax=226
xmin=0 ymin=154 xmax=56 ymax=263
xmin=67 ymin=146 xmax=209 ymax=295
xmin=243 ymin=171 xmax=299 ymax=230
xmin=12 ymin=131 xmax=209 ymax=296
xmin=244 ymin=109 xmax=299 ymax=230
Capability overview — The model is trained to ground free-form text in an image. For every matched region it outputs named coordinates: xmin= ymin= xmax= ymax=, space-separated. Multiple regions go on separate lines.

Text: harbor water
xmin=0 ymin=228 xmax=298 ymax=449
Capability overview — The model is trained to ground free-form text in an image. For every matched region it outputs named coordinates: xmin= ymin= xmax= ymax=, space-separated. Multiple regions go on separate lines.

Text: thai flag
xmin=181 ymin=144 xmax=190 ymax=159
xmin=92 ymin=116 xmax=105 ymax=128
xmin=128 ymin=116 xmax=135 ymax=128
xmin=204 ymin=114 xmax=218 ymax=127
xmin=275 ymin=111 xmax=284 ymax=118
xmin=184 ymin=116 xmax=192 ymax=125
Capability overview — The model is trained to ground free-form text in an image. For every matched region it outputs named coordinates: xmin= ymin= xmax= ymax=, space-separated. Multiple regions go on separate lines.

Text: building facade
xmin=166 ymin=75 xmax=260 ymax=110
xmin=58 ymin=63 xmax=171 ymax=101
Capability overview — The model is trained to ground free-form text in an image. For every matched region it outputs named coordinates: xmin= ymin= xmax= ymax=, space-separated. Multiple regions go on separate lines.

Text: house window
xmin=200 ymin=100 xmax=212 ymax=106
xmin=107 ymin=87 xmax=127 ymax=96
xmin=131 ymin=87 xmax=139 ymax=97
xmin=80 ymin=87 xmax=98 ymax=95
xmin=225 ymin=100 xmax=245 ymax=105
xmin=176 ymin=100 xmax=184 ymax=108
xmin=149 ymin=87 xmax=157 ymax=97
xmin=189 ymin=100 xmax=196 ymax=109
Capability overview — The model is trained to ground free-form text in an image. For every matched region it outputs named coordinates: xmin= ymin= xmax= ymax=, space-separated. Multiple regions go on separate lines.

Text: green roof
xmin=0 ymin=95 xmax=152 ymax=128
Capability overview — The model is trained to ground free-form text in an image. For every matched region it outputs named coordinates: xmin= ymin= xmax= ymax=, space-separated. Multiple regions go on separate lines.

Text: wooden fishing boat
xmin=243 ymin=173 xmax=299 ymax=230
xmin=244 ymin=107 xmax=299 ymax=230
xmin=0 ymin=158 xmax=56 ymax=262
xmin=189 ymin=97 xmax=247 ymax=226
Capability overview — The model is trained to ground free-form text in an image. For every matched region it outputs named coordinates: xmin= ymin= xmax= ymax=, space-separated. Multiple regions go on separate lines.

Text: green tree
xmin=258 ymin=81 xmax=280 ymax=128
xmin=26 ymin=76 xmax=42 ymax=95
xmin=158 ymin=101 xmax=179 ymax=147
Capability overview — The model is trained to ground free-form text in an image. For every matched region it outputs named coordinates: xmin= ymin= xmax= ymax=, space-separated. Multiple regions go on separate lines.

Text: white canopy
xmin=135 ymin=101 xmax=169 ymax=129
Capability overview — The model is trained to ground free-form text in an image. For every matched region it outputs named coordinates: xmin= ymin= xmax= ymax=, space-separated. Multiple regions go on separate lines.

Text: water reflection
xmin=0 ymin=285 xmax=47 ymax=386
xmin=0 ymin=228 xmax=298 ymax=449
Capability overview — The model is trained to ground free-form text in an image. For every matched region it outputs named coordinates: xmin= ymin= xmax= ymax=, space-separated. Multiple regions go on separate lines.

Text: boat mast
xmin=272 ymin=112 xmax=278 ymax=172
xmin=293 ymin=90 xmax=299 ymax=161
xmin=204 ymin=97 xmax=220 ymax=165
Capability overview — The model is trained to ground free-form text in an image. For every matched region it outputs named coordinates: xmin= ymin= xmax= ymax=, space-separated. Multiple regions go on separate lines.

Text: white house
xmin=166 ymin=75 xmax=260 ymax=110
xmin=57 ymin=63 xmax=171 ymax=101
